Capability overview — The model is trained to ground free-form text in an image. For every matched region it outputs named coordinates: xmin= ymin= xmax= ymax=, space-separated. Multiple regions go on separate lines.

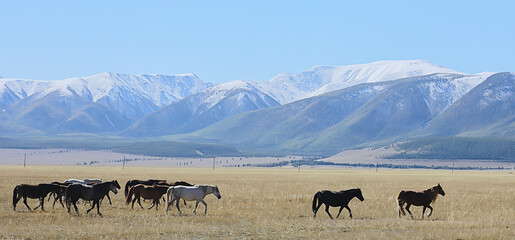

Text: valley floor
xmin=0 ymin=166 xmax=513 ymax=239
xmin=0 ymin=148 xmax=513 ymax=170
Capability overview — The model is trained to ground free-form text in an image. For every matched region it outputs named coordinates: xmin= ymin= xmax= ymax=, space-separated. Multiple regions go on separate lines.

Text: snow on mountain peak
xmin=258 ymin=60 xmax=461 ymax=104
xmin=0 ymin=72 xmax=212 ymax=120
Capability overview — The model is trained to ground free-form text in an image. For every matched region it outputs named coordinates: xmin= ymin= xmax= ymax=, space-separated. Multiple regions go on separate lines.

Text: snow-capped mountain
xmin=253 ymin=60 xmax=460 ymax=104
xmin=0 ymin=72 xmax=212 ymax=133
xmin=191 ymin=72 xmax=509 ymax=155
xmin=0 ymin=60 xmax=502 ymax=138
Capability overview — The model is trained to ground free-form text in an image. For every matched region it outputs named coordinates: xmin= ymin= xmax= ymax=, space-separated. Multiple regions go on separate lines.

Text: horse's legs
xmin=422 ymin=206 xmax=427 ymax=219
xmin=345 ymin=206 xmax=353 ymax=218
xmin=324 ymin=204 xmax=334 ymax=219
xmin=13 ymin=195 xmax=22 ymax=211
xmin=148 ymin=200 xmax=156 ymax=210
xmin=165 ymin=197 xmax=176 ymax=213
xmin=57 ymin=195 xmax=65 ymax=208
xmin=23 ymin=197 xmax=32 ymax=211
xmin=106 ymin=193 xmax=112 ymax=205
xmin=137 ymin=197 xmax=144 ymax=209
xmin=313 ymin=202 xmax=323 ymax=218
xmin=201 ymin=199 xmax=208 ymax=215
xmin=405 ymin=204 xmax=413 ymax=219
xmin=155 ymin=199 xmax=159 ymax=211
xmin=39 ymin=197 xmax=46 ymax=211
xmin=86 ymin=201 xmax=96 ymax=214
xmin=72 ymin=201 xmax=80 ymax=215
xmin=33 ymin=197 xmax=43 ymax=210
xmin=52 ymin=195 xmax=57 ymax=209
xmin=96 ymin=200 xmax=102 ymax=216
xmin=193 ymin=200 xmax=200 ymax=214
xmin=336 ymin=206 xmax=344 ymax=219
xmin=183 ymin=199 xmax=187 ymax=206
xmin=398 ymin=200 xmax=406 ymax=217
xmin=427 ymin=205 xmax=433 ymax=217
xmin=131 ymin=197 xmax=137 ymax=209
xmin=175 ymin=198 xmax=182 ymax=215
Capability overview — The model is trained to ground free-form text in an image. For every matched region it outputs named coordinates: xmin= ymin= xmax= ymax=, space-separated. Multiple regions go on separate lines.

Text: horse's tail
xmin=13 ymin=185 xmax=20 ymax=209
xmin=397 ymin=190 xmax=406 ymax=216
xmin=166 ymin=187 xmax=174 ymax=203
xmin=397 ymin=190 xmax=405 ymax=204
xmin=312 ymin=191 xmax=321 ymax=213
xmin=124 ymin=181 xmax=131 ymax=197
xmin=126 ymin=186 xmax=135 ymax=205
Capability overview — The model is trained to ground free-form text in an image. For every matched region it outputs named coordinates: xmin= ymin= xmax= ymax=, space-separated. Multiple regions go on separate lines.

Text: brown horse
xmin=397 ymin=184 xmax=445 ymax=219
xmin=124 ymin=179 xmax=167 ymax=197
xmin=13 ymin=183 xmax=62 ymax=211
xmin=126 ymin=184 xmax=170 ymax=210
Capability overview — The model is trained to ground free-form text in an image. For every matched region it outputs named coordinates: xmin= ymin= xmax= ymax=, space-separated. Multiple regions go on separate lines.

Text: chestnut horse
xmin=126 ymin=184 xmax=170 ymax=210
xmin=124 ymin=179 xmax=167 ymax=197
xmin=397 ymin=184 xmax=445 ymax=219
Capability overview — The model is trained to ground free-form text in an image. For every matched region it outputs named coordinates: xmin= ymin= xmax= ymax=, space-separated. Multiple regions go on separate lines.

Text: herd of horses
xmin=13 ymin=178 xmax=221 ymax=216
xmin=12 ymin=178 xmax=445 ymax=219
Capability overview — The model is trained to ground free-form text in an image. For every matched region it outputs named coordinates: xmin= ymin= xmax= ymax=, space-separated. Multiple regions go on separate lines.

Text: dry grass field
xmin=0 ymin=165 xmax=513 ymax=239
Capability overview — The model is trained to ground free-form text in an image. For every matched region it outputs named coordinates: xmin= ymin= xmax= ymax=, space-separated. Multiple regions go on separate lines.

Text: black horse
xmin=124 ymin=179 xmax=167 ymax=197
xmin=13 ymin=183 xmax=62 ymax=211
xmin=66 ymin=180 xmax=121 ymax=216
xmin=312 ymin=188 xmax=364 ymax=219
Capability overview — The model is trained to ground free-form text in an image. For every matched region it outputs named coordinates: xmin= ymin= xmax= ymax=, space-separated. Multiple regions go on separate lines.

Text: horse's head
xmin=110 ymin=180 xmax=121 ymax=194
xmin=356 ymin=188 xmax=364 ymax=201
xmin=436 ymin=183 xmax=445 ymax=196
xmin=213 ymin=185 xmax=222 ymax=199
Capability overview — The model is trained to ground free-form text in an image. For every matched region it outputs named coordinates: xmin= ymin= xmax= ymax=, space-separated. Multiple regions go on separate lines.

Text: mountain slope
xmin=189 ymin=73 xmax=496 ymax=155
xmin=422 ymin=72 xmax=515 ymax=137
xmin=122 ymin=80 xmax=280 ymax=137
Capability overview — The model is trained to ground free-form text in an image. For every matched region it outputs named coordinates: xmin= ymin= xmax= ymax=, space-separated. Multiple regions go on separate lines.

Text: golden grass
xmin=0 ymin=165 xmax=514 ymax=239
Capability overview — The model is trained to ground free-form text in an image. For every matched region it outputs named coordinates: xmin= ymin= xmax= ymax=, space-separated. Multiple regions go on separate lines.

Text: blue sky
xmin=0 ymin=1 xmax=513 ymax=83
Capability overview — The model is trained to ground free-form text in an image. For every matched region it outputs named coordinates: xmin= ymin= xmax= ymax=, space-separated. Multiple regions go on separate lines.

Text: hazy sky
xmin=1 ymin=1 xmax=513 ymax=83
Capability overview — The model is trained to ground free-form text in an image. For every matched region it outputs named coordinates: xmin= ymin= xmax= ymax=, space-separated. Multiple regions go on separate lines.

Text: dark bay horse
xmin=66 ymin=180 xmax=121 ymax=216
xmin=397 ymin=184 xmax=445 ymax=219
xmin=124 ymin=179 xmax=167 ymax=197
xmin=126 ymin=184 xmax=170 ymax=210
xmin=153 ymin=181 xmax=194 ymax=187
xmin=47 ymin=182 xmax=70 ymax=209
xmin=312 ymin=188 xmax=364 ymax=219
xmin=13 ymin=183 xmax=62 ymax=211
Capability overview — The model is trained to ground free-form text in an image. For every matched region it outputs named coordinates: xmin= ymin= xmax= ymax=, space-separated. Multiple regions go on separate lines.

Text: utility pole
xmin=24 ymin=154 xmax=26 ymax=168
xmin=452 ymin=162 xmax=454 ymax=174
xmin=376 ymin=161 xmax=378 ymax=172
xmin=123 ymin=156 xmax=126 ymax=170
xmin=212 ymin=158 xmax=215 ymax=170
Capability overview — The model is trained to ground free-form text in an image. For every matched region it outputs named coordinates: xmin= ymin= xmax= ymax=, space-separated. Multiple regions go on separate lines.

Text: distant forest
xmin=385 ymin=137 xmax=515 ymax=162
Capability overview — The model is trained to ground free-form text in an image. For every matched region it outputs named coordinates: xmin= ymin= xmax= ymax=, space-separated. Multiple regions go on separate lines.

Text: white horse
xmin=64 ymin=178 xmax=103 ymax=185
xmin=165 ymin=185 xmax=221 ymax=215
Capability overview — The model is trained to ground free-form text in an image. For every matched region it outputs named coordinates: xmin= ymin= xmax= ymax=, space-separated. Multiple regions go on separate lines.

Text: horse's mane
xmin=340 ymin=188 xmax=360 ymax=193
xmin=423 ymin=186 xmax=439 ymax=203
